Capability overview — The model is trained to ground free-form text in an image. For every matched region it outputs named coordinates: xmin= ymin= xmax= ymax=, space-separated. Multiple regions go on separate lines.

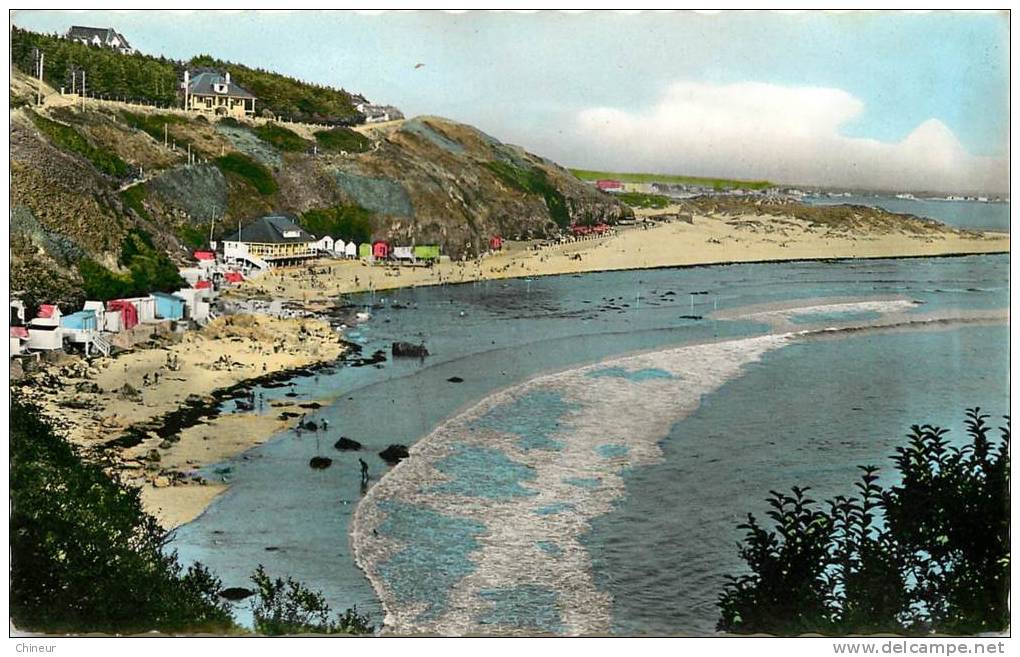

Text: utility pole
xmin=164 ymin=123 xmax=168 ymax=148
xmin=36 ymin=50 xmax=44 ymax=106
xmin=80 ymin=70 xmax=86 ymax=111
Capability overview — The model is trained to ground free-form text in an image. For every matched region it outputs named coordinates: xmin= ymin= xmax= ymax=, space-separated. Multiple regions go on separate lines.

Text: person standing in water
xmin=359 ymin=458 xmax=369 ymax=484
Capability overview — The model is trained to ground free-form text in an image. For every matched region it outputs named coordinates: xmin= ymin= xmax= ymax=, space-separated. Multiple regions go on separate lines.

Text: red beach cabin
xmin=372 ymin=241 xmax=391 ymax=259
xmin=489 ymin=235 xmax=503 ymax=251
xmin=106 ymin=300 xmax=139 ymax=330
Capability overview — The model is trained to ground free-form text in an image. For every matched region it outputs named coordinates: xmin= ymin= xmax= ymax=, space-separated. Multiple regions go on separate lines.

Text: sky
xmin=11 ymin=10 xmax=1010 ymax=194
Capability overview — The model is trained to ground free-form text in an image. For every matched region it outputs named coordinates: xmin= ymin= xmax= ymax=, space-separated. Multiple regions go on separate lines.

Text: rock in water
xmin=309 ymin=456 xmax=333 ymax=469
xmin=446 ymin=376 xmax=464 ymax=383
xmin=219 ymin=587 xmax=255 ymax=601
xmin=303 ymin=421 xmax=318 ymax=431
xmin=379 ymin=444 xmax=410 ymax=464
xmin=391 ymin=341 xmax=429 ymax=358
xmin=334 ymin=436 xmax=363 ymax=451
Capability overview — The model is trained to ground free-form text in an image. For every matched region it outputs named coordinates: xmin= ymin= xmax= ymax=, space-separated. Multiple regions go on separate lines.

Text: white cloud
xmin=571 ymin=81 xmax=1007 ymax=194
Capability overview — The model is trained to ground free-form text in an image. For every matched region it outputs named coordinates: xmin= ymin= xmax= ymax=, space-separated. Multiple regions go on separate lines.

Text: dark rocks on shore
xmin=334 ymin=436 xmax=363 ymax=451
xmin=278 ymin=411 xmax=301 ymax=420
xmin=392 ymin=341 xmax=429 ymax=358
xmin=309 ymin=456 xmax=333 ymax=469
xmin=302 ymin=421 xmax=319 ymax=431
xmin=446 ymin=376 xmax=464 ymax=383
xmin=299 ymin=402 xmax=322 ymax=409
xmin=379 ymin=444 xmax=410 ymax=464
xmin=219 ymin=587 xmax=255 ymax=601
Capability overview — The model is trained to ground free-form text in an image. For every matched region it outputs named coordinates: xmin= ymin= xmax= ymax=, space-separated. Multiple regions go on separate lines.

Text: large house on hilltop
xmin=65 ymin=26 xmax=134 ymax=54
xmin=221 ymin=215 xmax=317 ymax=270
xmin=182 ymin=69 xmax=256 ymax=118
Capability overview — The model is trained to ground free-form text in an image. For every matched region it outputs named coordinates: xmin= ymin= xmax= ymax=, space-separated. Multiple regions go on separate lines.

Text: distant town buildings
xmin=65 ymin=25 xmax=134 ymax=54
xmin=182 ymin=69 xmax=257 ymax=117
xmin=596 ymin=179 xmax=624 ymax=193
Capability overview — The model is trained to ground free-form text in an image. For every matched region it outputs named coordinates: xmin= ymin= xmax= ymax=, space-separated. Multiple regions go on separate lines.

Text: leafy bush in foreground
xmin=10 ymin=398 xmax=235 ymax=633
xmin=718 ymin=409 xmax=1009 ymax=635
xmin=250 ymin=565 xmax=374 ymax=635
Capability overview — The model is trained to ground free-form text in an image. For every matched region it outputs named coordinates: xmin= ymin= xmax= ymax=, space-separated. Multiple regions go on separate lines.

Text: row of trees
xmin=10 ymin=397 xmax=374 ymax=635
xmin=718 ymin=409 xmax=1009 ymax=635
xmin=11 ymin=28 xmax=363 ymax=124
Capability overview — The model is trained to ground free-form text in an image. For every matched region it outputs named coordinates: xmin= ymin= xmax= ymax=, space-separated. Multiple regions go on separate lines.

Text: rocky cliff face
xmin=10 ymin=95 xmax=630 ymax=306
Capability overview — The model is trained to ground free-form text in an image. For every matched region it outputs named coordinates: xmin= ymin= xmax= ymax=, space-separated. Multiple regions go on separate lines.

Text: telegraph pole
xmin=35 ymin=49 xmax=44 ymax=106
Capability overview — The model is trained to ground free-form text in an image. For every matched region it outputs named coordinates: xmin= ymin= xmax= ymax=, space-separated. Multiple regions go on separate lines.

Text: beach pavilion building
xmin=221 ymin=214 xmax=318 ymax=271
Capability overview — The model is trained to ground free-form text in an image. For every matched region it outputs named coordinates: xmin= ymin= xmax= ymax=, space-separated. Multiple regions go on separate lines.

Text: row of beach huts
xmin=9 ymin=275 xmax=232 ymax=360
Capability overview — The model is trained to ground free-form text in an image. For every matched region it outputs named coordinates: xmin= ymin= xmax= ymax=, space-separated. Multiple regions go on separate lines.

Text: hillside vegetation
xmin=189 ymin=54 xmax=360 ymax=124
xmin=11 ymin=27 xmax=360 ymax=123
xmin=11 ymin=76 xmax=631 ymax=308
xmin=571 ymin=168 xmax=773 ymax=190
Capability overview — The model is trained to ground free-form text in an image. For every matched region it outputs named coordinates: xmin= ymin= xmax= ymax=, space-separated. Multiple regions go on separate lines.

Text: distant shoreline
xmin=233 ymin=210 xmax=1009 ymax=305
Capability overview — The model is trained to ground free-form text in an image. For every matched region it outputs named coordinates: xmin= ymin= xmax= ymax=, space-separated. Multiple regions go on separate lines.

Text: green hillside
xmin=10 ymin=27 xmax=360 ymax=123
xmin=571 ymin=168 xmax=773 ymax=191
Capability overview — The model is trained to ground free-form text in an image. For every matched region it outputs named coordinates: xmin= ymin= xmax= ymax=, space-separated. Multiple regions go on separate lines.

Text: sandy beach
xmin=13 ymin=314 xmax=345 ymax=529
xmin=229 ymin=208 xmax=1009 ymax=306
xmin=15 ymin=205 xmax=1008 ymax=531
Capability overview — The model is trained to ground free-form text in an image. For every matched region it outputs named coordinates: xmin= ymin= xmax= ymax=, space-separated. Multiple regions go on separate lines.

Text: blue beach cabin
xmin=151 ymin=292 xmax=187 ymax=320
xmin=59 ymin=310 xmax=98 ymax=331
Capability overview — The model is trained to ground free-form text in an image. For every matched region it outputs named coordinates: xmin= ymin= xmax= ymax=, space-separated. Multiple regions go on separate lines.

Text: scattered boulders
xmin=309 ymin=456 xmax=333 ymax=469
xmin=118 ymin=383 xmax=143 ymax=402
xmin=145 ymin=449 xmax=161 ymax=463
xmin=299 ymin=402 xmax=322 ymax=409
xmin=379 ymin=444 xmax=410 ymax=464
xmin=334 ymin=436 xmax=362 ymax=451
xmin=391 ymin=341 xmax=429 ymax=358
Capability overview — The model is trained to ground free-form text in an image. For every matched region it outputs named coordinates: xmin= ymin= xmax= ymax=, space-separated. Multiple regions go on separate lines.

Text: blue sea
xmin=170 ymin=254 xmax=1009 ymax=634
xmin=802 ymin=195 xmax=1010 ymax=233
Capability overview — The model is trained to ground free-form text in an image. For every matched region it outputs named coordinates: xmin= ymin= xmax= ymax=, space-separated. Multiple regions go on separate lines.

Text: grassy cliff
xmin=10 ymin=76 xmax=632 ymax=307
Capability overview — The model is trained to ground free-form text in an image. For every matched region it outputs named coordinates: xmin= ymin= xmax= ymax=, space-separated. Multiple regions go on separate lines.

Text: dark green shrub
xmin=10 ymin=398 xmax=234 ymax=633
xmin=718 ymin=409 xmax=1010 ymax=635
xmin=487 ymin=160 xmax=570 ymax=228
xmin=313 ymin=126 xmax=370 ymax=153
xmin=250 ymin=565 xmax=374 ymax=635
xmin=120 ymin=185 xmax=151 ymax=221
xmin=214 ymin=152 xmax=277 ymax=195
xmin=299 ymin=205 xmax=373 ymax=243
xmin=27 ymin=110 xmax=128 ymax=177
xmin=254 ymin=122 xmax=309 ymax=152
xmin=617 ymin=192 xmax=671 ymax=209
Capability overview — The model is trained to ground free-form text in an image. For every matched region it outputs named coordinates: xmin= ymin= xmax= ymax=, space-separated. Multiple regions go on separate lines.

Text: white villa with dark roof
xmin=65 ymin=26 xmax=134 ymax=54
xmin=221 ymin=215 xmax=317 ymax=270
xmin=182 ymin=69 xmax=257 ymax=117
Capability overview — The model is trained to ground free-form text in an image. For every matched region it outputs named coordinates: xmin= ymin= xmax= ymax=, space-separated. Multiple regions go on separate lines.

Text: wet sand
xmin=13 ymin=315 xmax=344 ymax=528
